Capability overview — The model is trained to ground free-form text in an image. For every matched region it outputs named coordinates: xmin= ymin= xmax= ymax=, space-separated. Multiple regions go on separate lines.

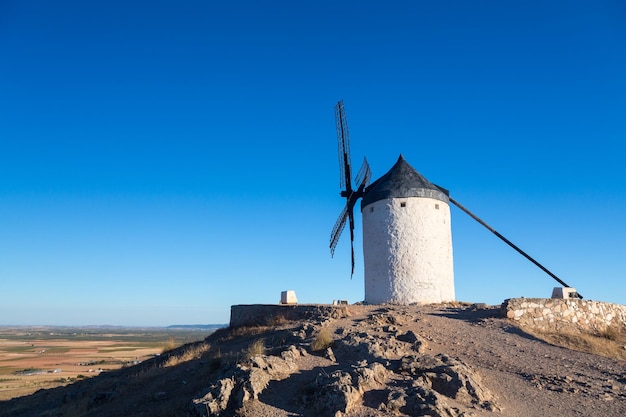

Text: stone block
xmin=551 ymin=287 xmax=578 ymax=299
xmin=280 ymin=290 xmax=298 ymax=305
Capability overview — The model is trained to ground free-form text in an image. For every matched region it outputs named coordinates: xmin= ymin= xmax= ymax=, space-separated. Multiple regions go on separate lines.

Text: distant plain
xmin=0 ymin=326 xmax=219 ymax=400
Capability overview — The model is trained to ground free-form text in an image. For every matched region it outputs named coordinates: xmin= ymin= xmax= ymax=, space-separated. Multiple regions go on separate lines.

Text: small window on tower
xmin=435 ymin=204 xmax=439 ymax=209
xmin=370 ymin=206 xmax=374 ymax=213
xmin=400 ymin=202 xmax=406 ymax=207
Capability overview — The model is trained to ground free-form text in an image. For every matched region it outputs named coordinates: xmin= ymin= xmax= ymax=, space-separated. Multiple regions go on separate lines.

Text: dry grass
xmin=162 ymin=342 xmax=210 ymax=368
xmin=267 ymin=313 xmax=290 ymax=326
xmin=443 ymin=301 xmax=473 ymax=307
xmin=525 ymin=326 xmax=626 ymax=361
xmin=245 ymin=339 xmax=266 ymax=359
xmin=598 ymin=326 xmax=621 ymax=341
xmin=311 ymin=327 xmax=333 ymax=352
xmin=161 ymin=337 xmax=179 ymax=353
xmin=226 ymin=325 xmax=267 ymax=339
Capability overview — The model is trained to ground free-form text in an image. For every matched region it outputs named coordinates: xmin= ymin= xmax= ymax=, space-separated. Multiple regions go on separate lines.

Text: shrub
xmin=599 ymin=326 xmax=620 ymax=341
xmin=246 ymin=339 xmax=266 ymax=359
xmin=161 ymin=337 xmax=178 ymax=353
xmin=311 ymin=327 xmax=333 ymax=352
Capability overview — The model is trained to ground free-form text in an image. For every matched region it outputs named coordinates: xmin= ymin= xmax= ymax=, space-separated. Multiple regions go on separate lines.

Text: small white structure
xmin=361 ymin=155 xmax=455 ymax=305
xmin=551 ymin=287 xmax=578 ymax=299
xmin=280 ymin=290 xmax=298 ymax=304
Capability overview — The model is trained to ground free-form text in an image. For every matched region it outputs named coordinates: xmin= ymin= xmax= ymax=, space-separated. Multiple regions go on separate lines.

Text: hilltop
xmin=1 ymin=303 xmax=624 ymax=416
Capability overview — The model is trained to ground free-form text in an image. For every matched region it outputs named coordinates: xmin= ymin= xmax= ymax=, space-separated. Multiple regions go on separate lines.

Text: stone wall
xmin=230 ymin=304 xmax=349 ymax=328
xmin=501 ymin=298 xmax=626 ymax=334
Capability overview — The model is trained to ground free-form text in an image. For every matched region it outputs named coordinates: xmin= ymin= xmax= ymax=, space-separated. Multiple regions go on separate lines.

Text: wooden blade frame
xmin=336 ymin=100 xmax=352 ymax=194
xmin=330 ymin=205 xmax=348 ymax=256
xmin=330 ymin=100 xmax=371 ymax=276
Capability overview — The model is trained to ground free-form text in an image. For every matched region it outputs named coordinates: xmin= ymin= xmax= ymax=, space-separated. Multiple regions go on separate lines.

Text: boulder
xmin=193 ymin=345 xmax=303 ymax=416
xmin=193 ymin=377 xmax=235 ymax=416
xmin=399 ymin=354 xmax=500 ymax=411
xmin=307 ymin=370 xmax=361 ymax=416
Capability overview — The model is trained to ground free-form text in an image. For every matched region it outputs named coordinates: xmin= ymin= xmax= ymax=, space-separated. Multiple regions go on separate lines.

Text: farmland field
xmin=0 ymin=326 xmax=218 ymax=401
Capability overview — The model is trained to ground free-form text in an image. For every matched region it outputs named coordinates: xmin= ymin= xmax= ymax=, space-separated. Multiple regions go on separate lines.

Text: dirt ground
xmin=238 ymin=304 xmax=626 ymax=417
xmin=1 ymin=304 xmax=625 ymax=417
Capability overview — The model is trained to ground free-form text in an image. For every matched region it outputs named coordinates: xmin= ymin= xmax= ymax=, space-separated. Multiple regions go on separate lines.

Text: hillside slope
xmin=1 ymin=304 xmax=624 ymax=416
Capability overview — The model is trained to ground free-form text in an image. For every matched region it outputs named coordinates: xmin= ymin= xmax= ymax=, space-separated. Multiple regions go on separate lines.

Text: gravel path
xmin=408 ymin=305 xmax=625 ymax=416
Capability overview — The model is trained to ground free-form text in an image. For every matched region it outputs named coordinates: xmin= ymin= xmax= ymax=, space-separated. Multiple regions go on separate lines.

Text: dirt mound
xmin=1 ymin=304 xmax=625 ymax=416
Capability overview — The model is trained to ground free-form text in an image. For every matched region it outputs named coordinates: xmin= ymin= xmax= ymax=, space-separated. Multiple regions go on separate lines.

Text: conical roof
xmin=361 ymin=155 xmax=449 ymax=208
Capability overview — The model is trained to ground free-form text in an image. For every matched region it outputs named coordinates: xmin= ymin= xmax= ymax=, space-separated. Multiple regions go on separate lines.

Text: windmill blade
xmin=354 ymin=157 xmax=371 ymax=192
xmin=330 ymin=100 xmax=364 ymax=277
xmin=330 ymin=204 xmax=349 ymax=256
xmin=348 ymin=208 xmax=356 ymax=276
xmin=330 ymin=204 xmax=357 ymax=276
xmin=335 ymin=100 xmax=352 ymax=192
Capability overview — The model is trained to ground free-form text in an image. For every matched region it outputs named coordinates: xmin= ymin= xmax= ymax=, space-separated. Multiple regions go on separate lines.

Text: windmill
xmin=329 ymin=100 xmax=371 ymax=276
xmin=329 ymin=100 xmax=582 ymax=303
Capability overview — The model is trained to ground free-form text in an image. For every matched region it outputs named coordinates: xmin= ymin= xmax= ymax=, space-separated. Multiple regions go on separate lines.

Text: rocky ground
xmin=1 ymin=303 xmax=625 ymax=416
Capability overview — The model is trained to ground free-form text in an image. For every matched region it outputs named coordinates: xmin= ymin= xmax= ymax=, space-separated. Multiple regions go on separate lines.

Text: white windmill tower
xmin=330 ymin=100 xmax=582 ymax=304
xmin=360 ymin=155 xmax=455 ymax=304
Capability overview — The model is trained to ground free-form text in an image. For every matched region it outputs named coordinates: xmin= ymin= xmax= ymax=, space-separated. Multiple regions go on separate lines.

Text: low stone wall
xmin=501 ymin=298 xmax=626 ymax=334
xmin=230 ymin=304 xmax=349 ymax=328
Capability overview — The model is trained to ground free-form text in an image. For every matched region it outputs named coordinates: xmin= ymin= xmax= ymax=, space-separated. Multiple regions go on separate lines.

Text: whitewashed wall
xmin=362 ymin=196 xmax=455 ymax=304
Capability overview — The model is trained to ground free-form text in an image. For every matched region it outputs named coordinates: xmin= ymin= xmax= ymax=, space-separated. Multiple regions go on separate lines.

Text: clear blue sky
xmin=1 ymin=1 xmax=625 ymax=326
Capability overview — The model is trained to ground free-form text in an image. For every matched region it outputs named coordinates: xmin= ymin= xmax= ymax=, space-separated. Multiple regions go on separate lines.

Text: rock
xmin=382 ymin=325 xmax=399 ymax=333
xmin=368 ymin=312 xmax=403 ymax=326
xmin=405 ymin=384 xmax=468 ymax=417
xmin=354 ymin=362 xmax=387 ymax=391
xmin=308 ymin=370 xmax=362 ymax=416
xmin=399 ymin=354 xmax=501 ymax=411
xmin=397 ymin=330 xmax=420 ymax=343
xmin=399 ymin=354 xmax=422 ymax=375
xmin=384 ymin=388 xmax=407 ymax=412
xmin=397 ymin=330 xmax=427 ymax=353
xmin=193 ymin=346 xmax=304 ymax=416
xmin=280 ymin=344 xmax=302 ymax=362
xmin=195 ymin=307 xmax=502 ymax=417
xmin=326 ymin=346 xmax=336 ymax=362
xmin=250 ymin=348 xmax=299 ymax=376
xmin=335 ymin=331 xmax=412 ymax=362
xmin=244 ymin=368 xmax=271 ymax=401
xmin=193 ymin=377 xmax=236 ymax=416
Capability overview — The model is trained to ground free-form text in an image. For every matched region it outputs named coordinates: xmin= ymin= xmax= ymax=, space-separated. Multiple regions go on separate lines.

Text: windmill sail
xmin=330 ymin=100 xmax=371 ymax=276
xmin=330 ymin=205 xmax=348 ymax=256
xmin=335 ymin=100 xmax=352 ymax=191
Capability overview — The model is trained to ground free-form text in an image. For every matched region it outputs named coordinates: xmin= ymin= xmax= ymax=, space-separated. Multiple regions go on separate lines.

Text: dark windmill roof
xmin=361 ymin=155 xmax=449 ymax=208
